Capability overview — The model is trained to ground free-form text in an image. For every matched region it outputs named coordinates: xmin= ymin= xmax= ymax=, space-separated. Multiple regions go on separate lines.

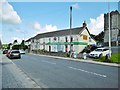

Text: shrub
xmin=12 ymin=45 xmax=20 ymax=50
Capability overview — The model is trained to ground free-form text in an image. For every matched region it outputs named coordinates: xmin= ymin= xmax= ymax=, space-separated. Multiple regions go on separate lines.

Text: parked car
xmin=19 ymin=50 xmax=25 ymax=54
xmin=89 ymin=48 xmax=111 ymax=58
xmin=6 ymin=50 xmax=12 ymax=57
xmin=3 ymin=49 xmax=8 ymax=54
xmin=7 ymin=50 xmax=21 ymax=59
xmin=81 ymin=44 xmax=98 ymax=53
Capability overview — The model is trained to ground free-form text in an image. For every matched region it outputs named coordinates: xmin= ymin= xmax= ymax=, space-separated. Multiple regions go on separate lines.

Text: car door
xmin=103 ymin=49 xmax=109 ymax=56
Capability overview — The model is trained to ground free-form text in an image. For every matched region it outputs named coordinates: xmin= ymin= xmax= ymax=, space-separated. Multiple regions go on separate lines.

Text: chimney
xmin=83 ymin=21 xmax=87 ymax=27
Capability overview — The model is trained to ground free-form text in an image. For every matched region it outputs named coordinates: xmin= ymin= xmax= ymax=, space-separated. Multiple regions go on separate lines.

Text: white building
xmin=26 ymin=22 xmax=96 ymax=53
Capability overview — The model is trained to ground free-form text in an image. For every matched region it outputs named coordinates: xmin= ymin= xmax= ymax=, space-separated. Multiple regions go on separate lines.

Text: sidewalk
xmin=30 ymin=53 xmax=119 ymax=67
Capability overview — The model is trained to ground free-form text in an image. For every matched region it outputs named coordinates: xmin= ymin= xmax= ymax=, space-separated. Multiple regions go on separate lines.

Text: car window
xmin=12 ymin=51 xmax=20 ymax=53
xmin=95 ymin=49 xmax=103 ymax=51
xmin=103 ymin=49 xmax=109 ymax=51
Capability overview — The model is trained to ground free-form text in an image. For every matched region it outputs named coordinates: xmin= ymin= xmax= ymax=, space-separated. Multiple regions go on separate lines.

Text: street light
xmin=108 ymin=1 xmax=111 ymax=58
xmin=70 ymin=6 xmax=72 ymax=57
xmin=70 ymin=6 xmax=72 ymax=51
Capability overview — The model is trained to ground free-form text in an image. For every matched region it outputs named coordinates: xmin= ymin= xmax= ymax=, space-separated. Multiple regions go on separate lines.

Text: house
xmin=26 ymin=22 xmax=96 ymax=53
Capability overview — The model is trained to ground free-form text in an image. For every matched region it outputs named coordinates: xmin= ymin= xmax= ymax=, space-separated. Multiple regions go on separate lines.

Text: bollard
xmin=83 ymin=52 xmax=87 ymax=60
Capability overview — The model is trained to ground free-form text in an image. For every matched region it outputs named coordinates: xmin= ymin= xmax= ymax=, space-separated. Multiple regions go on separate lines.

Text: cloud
xmin=31 ymin=22 xmax=57 ymax=36
xmin=72 ymin=3 xmax=80 ymax=9
xmin=33 ymin=22 xmax=41 ymax=30
xmin=43 ymin=24 xmax=57 ymax=33
xmin=88 ymin=14 xmax=104 ymax=35
xmin=36 ymin=24 xmax=57 ymax=34
xmin=0 ymin=0 xmax=21 ymax=24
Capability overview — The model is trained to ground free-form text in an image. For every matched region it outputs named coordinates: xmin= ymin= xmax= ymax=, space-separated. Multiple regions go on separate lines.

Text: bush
xmin=12 ymin=45 xmax=20 ymax=50
xmin=65 ymin=52 xmax=70 ymax=57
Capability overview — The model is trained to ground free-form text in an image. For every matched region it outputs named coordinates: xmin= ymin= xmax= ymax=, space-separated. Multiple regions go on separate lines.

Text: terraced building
xmin=26 ymin=22 xmax=96 ymax=53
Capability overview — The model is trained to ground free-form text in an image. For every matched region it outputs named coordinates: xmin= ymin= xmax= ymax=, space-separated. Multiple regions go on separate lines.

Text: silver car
xmin=8 ymin=50 xmax=21 ymax=59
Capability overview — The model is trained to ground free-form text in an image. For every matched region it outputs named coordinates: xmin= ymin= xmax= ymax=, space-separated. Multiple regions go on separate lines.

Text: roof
xmin=26 ymin=25 xmax=93 ymax=41
xmin=25 ymin=37 xmax=34 ymax=42
xmin=34 ymin=27 xmax=84 ymax=40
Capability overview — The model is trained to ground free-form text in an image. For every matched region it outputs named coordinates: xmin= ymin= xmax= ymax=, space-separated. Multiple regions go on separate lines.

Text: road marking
xmin=68 ymin=66 xmax=107 ymax=78
xmin=41 ymin=60 xmax=56 ymax=65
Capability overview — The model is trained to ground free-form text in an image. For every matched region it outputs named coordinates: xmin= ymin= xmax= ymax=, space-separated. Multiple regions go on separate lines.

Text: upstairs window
xmin=89 ymin=37 xmax=91 ymax=42
xmin=83 ymin=35 xmax=88 ymax=40
xmin=66 ymin=37 xmax=68 ymax=42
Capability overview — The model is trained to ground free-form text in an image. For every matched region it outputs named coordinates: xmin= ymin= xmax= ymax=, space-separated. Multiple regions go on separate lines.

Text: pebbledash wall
xmin=26 ymin=22 xmax=96 ymax=53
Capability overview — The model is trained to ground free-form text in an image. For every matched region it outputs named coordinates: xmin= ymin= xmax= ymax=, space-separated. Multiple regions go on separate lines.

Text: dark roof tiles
xmin=34 ymin=27 xmax=84 ymax=40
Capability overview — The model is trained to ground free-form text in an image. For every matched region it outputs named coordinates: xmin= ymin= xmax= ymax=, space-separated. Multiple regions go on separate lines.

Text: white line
xmin=68 ymin=66 xmax=107 ymax=78
xmin=41 ymin=60 xmax=56 ymax=65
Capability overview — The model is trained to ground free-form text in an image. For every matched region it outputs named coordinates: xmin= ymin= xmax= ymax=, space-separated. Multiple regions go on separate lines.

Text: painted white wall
xmin=31 ymin=28 xmax=96 ymax=53
xmin=73 ymin=45 xmax=86 ymax=53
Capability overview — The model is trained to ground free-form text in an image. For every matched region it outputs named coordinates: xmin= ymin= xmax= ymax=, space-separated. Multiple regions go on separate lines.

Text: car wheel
xmin=19 ymin=56 xmax=21 ymax=59
xmin=99 ymin=54 xmax=103 ymax=58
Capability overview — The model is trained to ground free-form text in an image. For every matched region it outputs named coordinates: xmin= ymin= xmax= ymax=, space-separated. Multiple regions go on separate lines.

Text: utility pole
xmin=108 ymin=1 xmax=111 ymax=57
xmin=70 ymin=6 xmax=72 ymax=56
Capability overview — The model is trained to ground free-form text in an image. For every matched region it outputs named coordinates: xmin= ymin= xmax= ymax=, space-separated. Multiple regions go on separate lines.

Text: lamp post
xmin=108 ymin=1 xmax=111 ymax=57
xmin=70 ymin=6 xmax=72 ymax=57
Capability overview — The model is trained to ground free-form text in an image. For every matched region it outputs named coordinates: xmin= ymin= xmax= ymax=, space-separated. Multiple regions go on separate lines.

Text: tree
xmin=20 ymin=40 xmax=28 ymax=50
xmin=21 ymin=40 xmax=25 ymax=45
xmin=12 ymin=45 xmax=20 ymax=50
xmin=7 ymin=43 xmax=12 ymax=49
xmin=13 ymin=40 xmax=18 ymax=45
xmin=91 ymin=31 xmax=104 ymax=43
xmin=0 ymin=40 xmax=2 ymax=49
xmin=20 ymin=40 xmax=25 ymax=49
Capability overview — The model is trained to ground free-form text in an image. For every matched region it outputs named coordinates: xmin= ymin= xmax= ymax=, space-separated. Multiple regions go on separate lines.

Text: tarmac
xmin=30 ymin=53 xmax=119 ymax=67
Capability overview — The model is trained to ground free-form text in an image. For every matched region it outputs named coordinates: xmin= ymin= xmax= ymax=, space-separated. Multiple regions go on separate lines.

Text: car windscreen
xmin=11 ymin=51 xmax=20 ymax=53
xmin=95 ymin=49 xmax=103 ymax=51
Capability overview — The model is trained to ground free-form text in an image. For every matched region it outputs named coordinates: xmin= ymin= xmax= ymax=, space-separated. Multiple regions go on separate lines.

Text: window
xmin=89 ymin=37 xmax=91 ymax=42
xmin=71 ymin=36 xmax=73 ymax=42
xmin=58 ymin=37 xmax=60 ymax=42
xmin=54 ymin=37 xmax=56 ymax=41
xmin=103 ymin=49 xmax=108 ymax=51
xmin=83 ymin=35 xmax=88 ymax=40
xmin=66 ymin=37 xmax=68 ymax=42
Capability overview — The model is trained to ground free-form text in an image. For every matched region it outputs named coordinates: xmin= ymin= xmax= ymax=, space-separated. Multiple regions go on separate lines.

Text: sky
xmin=0 ymin=0 xmax=118 ymax=44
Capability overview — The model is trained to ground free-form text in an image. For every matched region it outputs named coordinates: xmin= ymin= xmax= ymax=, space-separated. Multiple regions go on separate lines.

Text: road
xmin=2 ymin=53 xmax=40 ymax=88
xmin=4 ymin=53 xmax=118 ymax=88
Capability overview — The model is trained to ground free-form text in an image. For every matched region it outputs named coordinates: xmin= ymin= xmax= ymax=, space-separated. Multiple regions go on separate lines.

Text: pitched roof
xmin=25 ymin=26 xmax=92 ymax=42
xmin=35 ymin=27 xmax=85 ymax=39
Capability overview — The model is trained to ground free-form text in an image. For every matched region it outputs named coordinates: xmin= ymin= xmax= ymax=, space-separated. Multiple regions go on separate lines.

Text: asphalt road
xmin=10 ymin=54 xmax=119 ymax=88
xmin=1 ymin=54 xmax=40 ymax=88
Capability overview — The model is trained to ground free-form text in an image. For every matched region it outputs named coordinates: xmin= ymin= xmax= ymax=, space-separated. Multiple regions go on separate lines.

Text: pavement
xmin=30 ymin=53 xmax=119 ymax=67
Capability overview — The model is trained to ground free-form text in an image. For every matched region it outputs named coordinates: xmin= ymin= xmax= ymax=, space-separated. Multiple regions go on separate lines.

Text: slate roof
xmin=34 ymin=27 xmax=84 ymax=39
xmin=26 ymin=26 xmax=91 ymax=41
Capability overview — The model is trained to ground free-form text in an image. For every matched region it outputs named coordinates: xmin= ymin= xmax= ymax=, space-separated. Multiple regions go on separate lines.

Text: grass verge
xmin=94 ymin=52 xmax=120 ymax=64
